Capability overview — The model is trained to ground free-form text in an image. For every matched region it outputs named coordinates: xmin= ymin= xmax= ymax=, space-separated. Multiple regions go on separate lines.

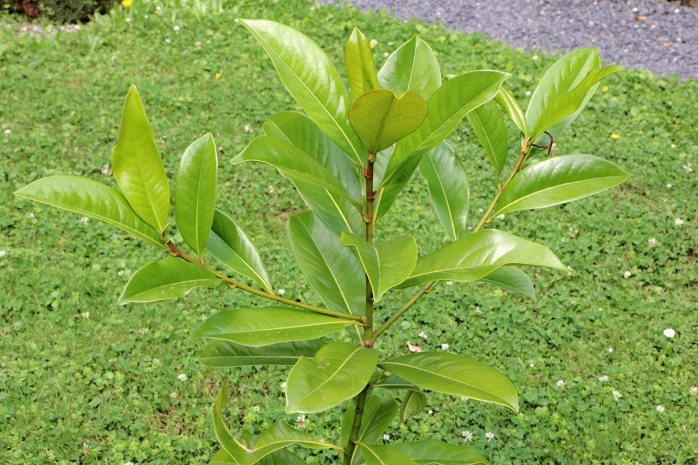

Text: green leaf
xmin=199 ymin=339 xmax=326 ymax=368
xmin=263 ymin=111 xmax=364 ymax=235
xmin=14 ymin=175 xmax=166 ymax=250
xmin=118 ymin=256 xmax=221 ymax=304
xmin=392 ymin=440 xmax=488 ymax=465
xmin=529 ymin=65 xmax=623 ymax=143
xmin=360 ymin=443 xmax=419 ymax=465
xmin=399 ymin=229 xmax=567 ymax=288
xmin=379 ymin=352 xmax=519 ymax=411
xmin=111 ymin=85 xmax=170 ymax=232
xmin=495 ymin=87 xmax=528 ymax=137
xmin=349 ymin=89 xmax=428 ymax=153
xmin=288 ymin=212 xmax=364 ymax=343
xmin=400 ymin=390 xmax=427 ymax=422
xmin=231 ymin=136 xmax=361 ymax=210
xmin=339 ymin=233 xmax=418 ymax=302
xmin=176 ymin=133 xmax=218 ymax=259
xmin=345 ymin=28 xmax=380 ymax=102
xmin=378 ymin=35 xmax=441 ymax=100
xmin=285 ymin=342 xmax=378 ymax=414
xmin=478 ymin=267 xmax=535 ymax=299
xmin=372 ymin=375 xmax=420 ymax=392
xmin=238 ymin=19 xmax=364 ymax=165
xmin=206 ymin=210 xmax=273 ymax=294
xmin=494 ymin=155 xmax=630 ymax=216
xmin=377 ymin=71 xmax=510 ymax=220
xmin=214 ymin=386 xmax=341 ymax=465
xmin=466 ymin=100 xmax=508 ymax=180
xmin=210 ymin=448 xmax=306 ymax=465
xmin=418 ymin=142 xmax=469 ymax=241
xmin=192 ymin=307 xmax=356 ymax=347
xmin=341 ymin=395 xmax=400 ymax=465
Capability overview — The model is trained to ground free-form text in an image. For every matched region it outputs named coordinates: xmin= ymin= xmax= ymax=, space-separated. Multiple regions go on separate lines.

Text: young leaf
xmin=285 ymin=342 xmax=379 ymax=414
xmin=378 ymin=35 xmax=441 ymax=100
xmin=111 ymin=86 xmax=170 ymax=232
xmin=399 ymin=229 xmax=566 ymax=288
xmin=199 ymin=339 xmax=326 ymax=368
xmin=342 ymin=395 xmax=400 ymax=465
xmin=466 ymin=100 xmax=508 ymax=180
xmin=288 ymin=212 xmax=365 ymax=338
xmin=206 ymin=210 xmax=273 ymax=294
xmin=14 ymin=175 xmax=166 ymax=250
xmin=192 ymin=307 xmax=356 ymax=347
xmin=478 ymin=267 xmax=536 ymax=299
xmin=400 ymin=390 xmax=427 ymax=422
xmin=348 ymin=89 xmax=428 ymax=153
xmin=372 ymin=375 xmax=420 ymax=392
xmin=118 ymin=256 xmax=221 ymax=304
xmin=495 ymin=87 xmax=529 ymax=137
xmin=213 ymin=386 xmax=341 ymax=465
xmin=231 ymin=136 xmax=362 ymax=211
xmin=418 ymin=142 xmax=469 ymax=241
xmin=494 ymin=154 xmax=630 ymax=216
xmin=379 ymin=352 xmax=519 ymax=411
xmin=391 ymin=439 xmax=488 ymax=465
xmin=176 ymin=133 xmax=217 ymax=260
xmin=345 ymin=28 xmax=380 ymax=102
xmin=238 ymin=19 xmax=365 ymax=165
xmin=360 ymin=443 xmax=419 ymax=465
xmin=339 ymin=233 xmax=418 ymax=302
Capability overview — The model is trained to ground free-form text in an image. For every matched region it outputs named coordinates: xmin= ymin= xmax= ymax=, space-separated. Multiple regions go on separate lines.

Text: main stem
xmin=343 ymin=151 xmax=376 ymax=464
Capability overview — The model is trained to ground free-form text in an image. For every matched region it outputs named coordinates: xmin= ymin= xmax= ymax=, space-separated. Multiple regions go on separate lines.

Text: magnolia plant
xmin=15 ymin=19 xmax=628 ymax=465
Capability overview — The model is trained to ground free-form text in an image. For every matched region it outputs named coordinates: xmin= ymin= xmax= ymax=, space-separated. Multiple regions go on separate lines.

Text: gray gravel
xmin=318 ymin=0 xmax=698 ymax=81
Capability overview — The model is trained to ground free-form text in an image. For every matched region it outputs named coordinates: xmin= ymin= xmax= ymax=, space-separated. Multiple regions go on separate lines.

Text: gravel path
xmin=318 ymin=0 xmax=698 ymax=81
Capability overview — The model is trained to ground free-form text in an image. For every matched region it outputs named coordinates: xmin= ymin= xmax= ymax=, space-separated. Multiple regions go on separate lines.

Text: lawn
xmin=1 ymin=0 xmax=697 ymax=464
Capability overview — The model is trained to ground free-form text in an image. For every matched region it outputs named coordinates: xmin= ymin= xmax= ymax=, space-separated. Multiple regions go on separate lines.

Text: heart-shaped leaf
xmin=118 ymin=256 xmax=221 ymax=304
xmin=199 ymin=339 xmax=326 ymax=368
xmin=14 ymin=175 xmax=166 ymax=250
xmin=286 ymin=342 xmax=378 ymax=414
xmin=391 ymin=440 xmax=488 ymax=465
xmin=379 ymin=352 xmax=519 ymax=411
xmin=345 ymin=28 xmax=380 ymax=102
xmin=349 ymin=89 xmax=428 ymax=153
xmin=111 ymin=85 xmax=170 ymax=232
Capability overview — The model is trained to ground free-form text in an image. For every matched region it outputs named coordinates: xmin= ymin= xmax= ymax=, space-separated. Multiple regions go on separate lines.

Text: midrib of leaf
xmin=469 ymin=111 xmax=501 ymax=174
xmin=294 ymin=347 xmax=364 ymax=406
xmin=326 ymin=189 xmax=355 ymax=234
xmin=209 ymin=231 xmax=270 ymax=292
xmin=128 ymin=136 xmax=164 ymax=232
xmin=212 ymin=320 xmax=351 ymax=339
xmin=425 ymin=155 xmax=456 ymax=240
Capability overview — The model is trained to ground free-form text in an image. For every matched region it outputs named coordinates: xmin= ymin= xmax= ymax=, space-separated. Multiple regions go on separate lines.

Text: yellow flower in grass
xmin=602 ymin=86 xmax=609 ymax=92
xmin=611 ymin=133 xmax=620 ymax=140
xmin=122 ymin=0 xmax=132 ymax=7
xmin=215 ymin=72 xmax=221 ymax=79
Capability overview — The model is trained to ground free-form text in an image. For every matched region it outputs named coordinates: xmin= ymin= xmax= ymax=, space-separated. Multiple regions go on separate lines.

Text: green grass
xmin=1 ymin=0 xmax=697 ymax=464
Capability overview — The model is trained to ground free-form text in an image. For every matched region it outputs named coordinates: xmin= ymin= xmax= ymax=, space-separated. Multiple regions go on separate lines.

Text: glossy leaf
xmin=530 ymin=65 xmax=623 ymax=143
xmin=495 ymin=87 xmax=528 ymax=137
xmin=231 ymin=136 xmax=361 ymax=210
xmin=348 ymin=89 xmax=428 ymax=153
xmin=210 ymin=448 xmax=306 ymax=465
xmin=118 ymin=256 xmax=221 ymax=304
xmin=263 ymin=111 xmax=363 ymax=235
xmin=478 ymin=267 xmax=535 ymax=299
xmin=285 ymin=342 xmax=378 ymax=414
xmin=14 ymin=175 xmax=166 ymax=250
xmin=494 ymin=155 xmax=630 ymax=216
xmin=360 ymin=443 xmax=419 ymax=465
xmin=400 ymin=390 xmax=427 ymax=422
xmin=199 ymin=339 xmax=326 ymax=368
xmin=288 ymin=212 xmax=364 ymax=343
xmin=372 ymin=374 xmax=420 ymax=392
xmin=467 ymin=100 xmax=508 ymax=179
xmin=176 ymin=132 xmax=217 ymax=259
xmin=378 ymin=35 xmax=441 ymax=100
xmin=379 ymin=352 xmax=519 ymax=411
xmin=111 ymin=86 xmax=170 ymax=232
xmin=214 ymin=386 xmax=340 ymax=465
xmin=206 ymin=210 xmax=273 ymax=294
xmin=418 ymin=142 xmax=469 ymax=241
xmin=239 ymin=19 xmax=364 ymax=165
xmin=392 ymin=440 xmax=488 ymax=465
xmin=345 ymin=28 xmax=380 ymax=102
xmin=192 ymin=307 xmax=356 ymax=347
xmin=399 ymin=229 xmax=566 ymax=288
xmin=342 ymin=395 xmax=400 ymax=465
xmin=339 ymin=233 xmax=418 ymax=302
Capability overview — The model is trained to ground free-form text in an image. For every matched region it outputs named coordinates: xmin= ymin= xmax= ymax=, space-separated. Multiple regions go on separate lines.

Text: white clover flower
xmin=671 ymin=144 xmax=676 ymax=148
xmin=125 ymin=462 xmax=134 ymax=465
xmin=690 ymin=386 xmax=697 ymax=394
xmin=382 ymin=434 xmax=390 ymax=441
xmin=267 ymin=185 xmax=275 ymax=194
xmin=165 ymin=38 xmax=171 ymax=44
xmin=281 ymin=381 xmax=287 ymax=391
xmin=529 ymin=363 xmax=535 ymax=368
xmin=495 ymin=214 xmax=505 ymax=220
xmin=461 ymin=430 xmax=473 ymax=442
xmin=81 ymin=311 xmax=90 ymax=319
xmin=418 ymin=331 xmax=427 ymax=340
xmin=3 ymin=129 xmax=10 ymax=136
xmin=177 ymin=373 xmax=187 ymax=382
xmin=674 ymin=218 xmax=684 ymax=226
xmin=118 ymin=270 xmax=124 ymax=277
xmin=525 ymin=90 xmax=532 ymax=96
xmin=666 ymin=183 xmax=673 ymax=189
xmin=383 ymin=52 xmax=389 ymax=58
xmin=253 ymin=405 xmax=260 ymax=412
xmin=612 ymin=390 xmax=622 ymax=400
xmin=445 ymin=281 xmax=453 ymax=285
xmin=598 ymin=375 xmax=609 ymax=382
xmin=656 ymin=405 xmax=665 ymax=413
xmin=0 ymin=250 xmax=6 ymax=257
xmin=243 ymin=124 xmax=252 ymax=133
xmin=81 ymin=216 xmax=89 ymax=225
xmin=428 ymin=409 xmax=433 ymax=414
xmin=485 ymin=431 xmax=495 ymax=442
xmin=608 ymin=347 xmax=613 ymax=353
xmin=125 ymin=17 xmax=132 ymax=23
xmin=155 ymin=5 xmax=162 ymax=14
xmin=173 ymin=26 xmax=180 ymax=33
xmin=556 ymin=380 xmax=565 ymax=388
xmin=663 ymin=328 xmax=675 ymax=338
xmin=278 ymin=289 xmax=286 ymax=296
xmin=170 ymin=392 xmax=177 ymax=399
xmin=648 ymin=238 xmax=657 ymax=248
xmin=369 ymin=39 xmax=378 ymax=49
xmin=296 ymin=414 xmax=306 ymax=428
xmin=532 ymin=55 xmax=539 ymax=60
xmin=623 ymin=270 xmax=632 ymax=279
xmin=441 ymin=343 xmax=449 ymax=350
